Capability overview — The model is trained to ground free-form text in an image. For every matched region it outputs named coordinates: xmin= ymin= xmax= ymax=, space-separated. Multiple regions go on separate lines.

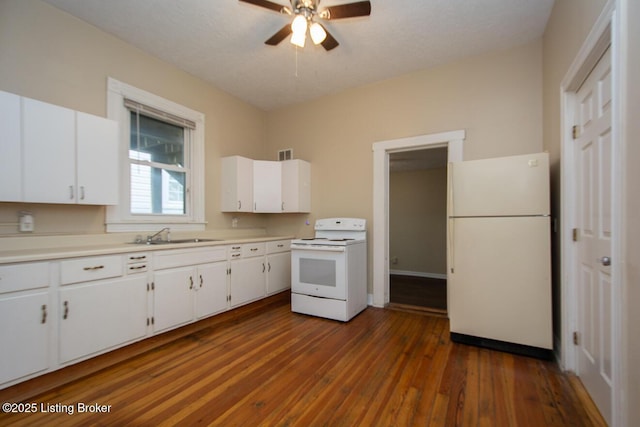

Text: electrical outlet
xmin=19 ymin=211 xmax=34 ymax=233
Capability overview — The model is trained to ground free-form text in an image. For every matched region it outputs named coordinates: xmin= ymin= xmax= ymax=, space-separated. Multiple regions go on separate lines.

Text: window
xmin=106 ymin=78 xmax=205 ymax=232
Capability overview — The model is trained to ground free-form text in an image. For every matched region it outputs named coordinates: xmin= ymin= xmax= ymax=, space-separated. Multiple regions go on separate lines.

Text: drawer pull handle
xmin=232 ymin=253 xmax=241 ymax=258
xmin=250 ymin=248 xmax=258 ymax=252
xmin=83 ymin=265 xmax=105 ymax=271
xmin=63 ymin=301 xmax=69 ymax=320
xmin=130 ymin=255 xmax=147 ymax=260
xmin=41 ymin=304 xmax=47 ymax=324
xmin=232 ymin=246 xmax=241 ymax=250
xmin=129 ymin=265 xmax=146 ymax=270
xmin=277 ymin=244 xmax=284 ymax=248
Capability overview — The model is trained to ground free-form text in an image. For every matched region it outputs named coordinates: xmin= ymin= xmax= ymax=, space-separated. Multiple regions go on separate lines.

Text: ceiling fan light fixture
xmin=290 ymin=29 xmax=306 ymax=48
xmin=309 ymin=22 xmax=327 ymax=45
xmin=291 ymin=14 xmax=308 ymax=35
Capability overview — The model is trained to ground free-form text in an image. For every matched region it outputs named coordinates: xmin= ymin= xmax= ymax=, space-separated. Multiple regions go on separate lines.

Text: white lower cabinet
xmin=229 ymin=243 xmax=266 ymax=307
xmin=266 ymin=240 xmax=291 ymax=295
xmin=59 ymin=275 xmax=148 ymax=364
xmin=152 ymin=247 xmax=228 ymax=333
xmin=0 ymin=291 xmax=50 ymax=384
xmin=153 ymin=266 xmax=196 ymax=333
xmin=0 ymin=239 xmax=289 ymax=390
xmin=194 ymin=262 xmax=229 ymax=319
xmin=0 ymin=261 xmax=51 ymax=386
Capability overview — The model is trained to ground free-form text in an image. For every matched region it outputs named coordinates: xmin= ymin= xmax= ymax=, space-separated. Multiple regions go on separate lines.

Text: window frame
xmin=106 ymin=77 xmax=205 ymax=232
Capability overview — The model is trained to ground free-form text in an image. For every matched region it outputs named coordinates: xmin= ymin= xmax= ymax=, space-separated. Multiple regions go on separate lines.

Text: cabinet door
xmin=23 ymin=98 xmax=76 ymax=203
xmin=266 ymin=252 xmax=291 ymax=295
xmin=153 ymin=267 xmax=194 ymax=333
xmin=194 ymin=261 xmax=228 ymax=319
xmin=76 ymin=112 xmax=119 ymax=205
xmin=0 ymin=292 xmax=50 ymax=385
xmin=253 ymin=160 xmax=282 ymax=212
xmin=230 ymin=257 xmax=265 ymax=307
xmin=221 ymin=156 xmax=253 ymax=212
xmin=281 ymin=160 xmax=311 ymax=213
xmin=0 ymin=91 xmax=22 ymax=201
xmin=59 ymin=276 xmax=147 ymax=364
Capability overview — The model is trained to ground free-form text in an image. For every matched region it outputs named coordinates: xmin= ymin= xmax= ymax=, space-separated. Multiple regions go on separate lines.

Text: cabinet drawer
xmin=153 ymin=247 xmax=227 ymax=270
xmin=242 ymin=242 xmax=265 ymax=258
xmin=126 ymin=253 xmax=149 ymax=274
xmin=0 ymin=262 xmax=49 ymax=294
xmin=60 ymin=255 xmax=123 ymax=285
xmin=267 ymin=240 xmax=290 ymax=254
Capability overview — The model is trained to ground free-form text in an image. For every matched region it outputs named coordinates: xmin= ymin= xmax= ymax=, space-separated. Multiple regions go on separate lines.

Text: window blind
xmin=124 ymin=98 xmax=196 ymax=130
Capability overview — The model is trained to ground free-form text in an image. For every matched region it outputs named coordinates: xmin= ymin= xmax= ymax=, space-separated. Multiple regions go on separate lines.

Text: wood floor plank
xmin=0 ymin=295 xmax=606 ymax=427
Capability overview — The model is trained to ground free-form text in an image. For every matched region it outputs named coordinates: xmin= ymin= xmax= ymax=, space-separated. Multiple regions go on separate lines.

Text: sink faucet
xmin=147 ymin=227 xmax=171 ymax=244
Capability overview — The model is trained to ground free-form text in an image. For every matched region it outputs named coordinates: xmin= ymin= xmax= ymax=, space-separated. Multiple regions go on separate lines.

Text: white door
xmin=574 ymin=47 xmax=613 ymax=425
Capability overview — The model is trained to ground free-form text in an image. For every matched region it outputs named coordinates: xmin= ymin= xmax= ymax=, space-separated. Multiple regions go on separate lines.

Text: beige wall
xmin=0 ymin=0 xmax=268 ymax=236
xmin=389 ymin=168 xmax=447 ymax=275
xmin=542 ymin=0 xmax=608 ymax=365
xmin=266 ymin=39 xmax=544 ymax=242
xmin=543 ymin=0 xmax=639 ymax=424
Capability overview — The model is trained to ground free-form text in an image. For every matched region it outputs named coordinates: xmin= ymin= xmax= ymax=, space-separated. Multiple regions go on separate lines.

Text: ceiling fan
xmin=240 ymin=0 xmax=372 ymax=51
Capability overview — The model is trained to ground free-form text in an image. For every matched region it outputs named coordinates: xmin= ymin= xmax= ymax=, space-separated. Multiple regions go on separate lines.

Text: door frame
xmin=371 ymin=130 xmax=465 ymax=308
xmin=560 ymin=1 xmax=624 ymax=425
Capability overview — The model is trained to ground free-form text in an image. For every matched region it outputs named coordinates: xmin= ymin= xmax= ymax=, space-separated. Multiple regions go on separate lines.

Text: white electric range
xmin=290 ymin=218 xmax=367 ymax=321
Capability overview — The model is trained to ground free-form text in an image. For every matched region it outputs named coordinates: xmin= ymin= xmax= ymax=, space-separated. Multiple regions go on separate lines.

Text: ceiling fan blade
xmin=322 ymin=1 xmax=371 ymax=20
xmin=265 ymin=24 xmax=292 ymax=45
xmin=239 ymin=0 xmax=289 ymax=13
xmin=320 ymin=26 xmax=339 ymax=51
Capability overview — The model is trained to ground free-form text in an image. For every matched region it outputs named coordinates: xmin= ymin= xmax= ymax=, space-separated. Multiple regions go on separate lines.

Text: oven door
xmin=291 ymin=245 xmax=346 ymax=300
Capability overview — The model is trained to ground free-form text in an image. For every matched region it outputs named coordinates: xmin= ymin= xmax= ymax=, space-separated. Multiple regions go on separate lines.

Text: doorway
xmin=371 ymin=130 xmax=465 ymax=308
xmin=388 ymin=147 xmax=448 ymax=314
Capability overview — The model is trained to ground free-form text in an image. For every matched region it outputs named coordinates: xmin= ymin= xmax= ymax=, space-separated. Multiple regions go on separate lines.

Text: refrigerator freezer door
xmin=451 ymin=152 xmax=550 ymax=217
xmin=448 ymin=216 xmax=552 ymax=349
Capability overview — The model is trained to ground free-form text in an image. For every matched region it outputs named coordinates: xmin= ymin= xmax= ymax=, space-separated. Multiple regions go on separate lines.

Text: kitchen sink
xmin=133 ymin=238 xmax=222 ymax=245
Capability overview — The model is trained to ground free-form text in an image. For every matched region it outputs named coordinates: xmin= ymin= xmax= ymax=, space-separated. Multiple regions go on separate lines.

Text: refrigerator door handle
xmin=448 ymin=163 xmax=455 ymax=274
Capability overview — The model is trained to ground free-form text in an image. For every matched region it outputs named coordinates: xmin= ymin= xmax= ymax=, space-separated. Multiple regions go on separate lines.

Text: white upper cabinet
xmin=22 ymin=97 xmax=76 ymax=204
xmin=76 ymin=112 xmax=118 ymax=204
xmin=253 ymin=160 xmax=281 ymax=213
xmin=0 ymin=91 xmax=22 ymax=201
xmin=281 ymin=159 xmax=310 ymax=213
xmin=221 ymin=156 xmax=310 ymax=213
xmin=221 ymin=155 xmax=253 ymax=212
xmin=0 ymin=91 xmax=119 ymax=205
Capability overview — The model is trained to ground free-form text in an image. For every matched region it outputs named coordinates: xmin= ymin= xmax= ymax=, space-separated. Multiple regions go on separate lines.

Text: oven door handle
xmin=291 ymin=245 xmax=346 ymax=253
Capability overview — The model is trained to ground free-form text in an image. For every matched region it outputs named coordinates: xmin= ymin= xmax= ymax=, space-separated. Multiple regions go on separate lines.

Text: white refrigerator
xmin=448 ymin=152 xmax=553 ymax=358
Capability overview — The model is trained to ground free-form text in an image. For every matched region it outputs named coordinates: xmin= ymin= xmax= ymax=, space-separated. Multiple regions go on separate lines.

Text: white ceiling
xmin=41 ymin=0 xmax=554 ymax=111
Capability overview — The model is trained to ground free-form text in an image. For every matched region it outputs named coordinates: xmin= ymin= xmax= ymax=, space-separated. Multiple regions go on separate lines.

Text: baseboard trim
xmin=450 ymin=332 xmax=553 ymax=360
xmin=390 ymin=270 xmax=447 ymax=280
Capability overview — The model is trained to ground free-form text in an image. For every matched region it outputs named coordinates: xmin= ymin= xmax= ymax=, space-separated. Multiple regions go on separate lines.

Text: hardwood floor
xmin=0 ymin=292 xmax=605 ymax=426
xmin=390 ymin=274 xmax=447 ymax=312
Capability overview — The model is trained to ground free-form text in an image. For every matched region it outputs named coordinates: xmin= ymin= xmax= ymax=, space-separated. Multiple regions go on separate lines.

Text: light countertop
xmin=0 ymin=232 xmax=294 ymax=264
